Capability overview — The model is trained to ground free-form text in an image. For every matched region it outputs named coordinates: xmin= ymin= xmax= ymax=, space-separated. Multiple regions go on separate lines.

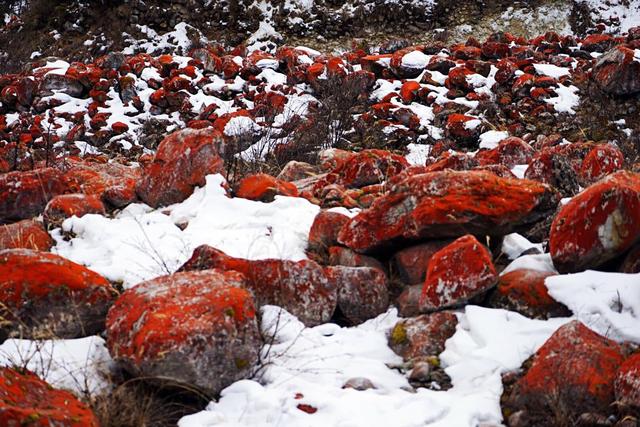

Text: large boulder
xmin=0 ymin=367 xmax=99 ymax=426
xmin=136 ymin=128 xmax=225 ymax=207
xmin=179 ymin=245 xmax=337 ymax=326
xmin=591 ymin=46 xmax=640 ymax=96
xmin=0 ymin=219 xmax=52 ymax=251
xmin=420 ymin=235 xmax=497 ymax=311
xmin=106 ymin=270 xmax=261 ymax=395
xmin=507 ymin=321 xmax=625 ymax=422
xmin=325 ymin=266 xmax=389 ymax=325
xmin=0 ymin=249 xmax=117 ymax=340
xmin=339 ymin=170 xmax=559 ymax=253
xmin=550 ymin=171 xmax=640 ymax=273
xmin=0 ymin=168 xmax=66 ymax=224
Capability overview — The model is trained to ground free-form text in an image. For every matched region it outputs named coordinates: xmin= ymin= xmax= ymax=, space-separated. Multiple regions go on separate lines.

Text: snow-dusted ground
xmin=0 ymin=169 xmax=637 ymax=426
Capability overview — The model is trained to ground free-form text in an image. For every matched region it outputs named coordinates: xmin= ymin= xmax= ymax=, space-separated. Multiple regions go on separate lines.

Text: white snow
xmin=545 ymin=84 xmax=580 ymax=114
xmin=501 ymin=253 xmax=557 ymax=275
xmin=401 ymin=50 xmax=430 ymax=69
xmin=478 ymin=130 xmax=509 ymax=150
xmin=52 ymin=174 xmax=320 ymax=288
xmin=406 ymin=143 xmax=431 ymax=166
xmin=0 ymin=336 xmax=113 ymax=397
xmin=501 ymin=233 xmax=544 ymax=259
xmin=533 ymin=63 xmax=571 ymax=78
xmin=546 ymin=271 xmax=640 ymax=343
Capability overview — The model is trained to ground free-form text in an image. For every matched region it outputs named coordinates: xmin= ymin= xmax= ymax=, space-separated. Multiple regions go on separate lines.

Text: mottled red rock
xmin=0 ymin=168 xmax=66 ymax=224
xmin=235 ymin=173 xmax=298 ymax=202
xmin=106 ymin=270 xmax=260 ymax=395
xmin=524 ymin=142 xmax=592 ymax=196
xmin=579 ymin=143 xmax=624 ymax=185
xmin=592 ymin=46 xmax=640 ymax=96
xmin=327 ymin=246 xmax=386 ymax=272
xmin=420 ymin=235 xmax=497 ymax=310
xmin=487 ymin=269 xmax=569 ymax=319
xmin=43 ymin=193 xmax=106 ymax=228
xmin=136 ymin=127 xmax=225 ymax=207
xmin=400 ymin=81 xmax=422 ymax=103
xmin=388 ymin=311 xmax=458 ymax=361
xmin=615 ymin=353 xmax=640 ymax=410
xmin=277 ymin=161 xmax=317 ymax=182
xmin=179 ymin=245 xmax=337 ymax=326
xmin=550 ymin=171 xmax=640 ymax=273
xmin=446 ymin=114 xmax=482 ymax=144
xmin=0 ymin=249 xmax=117 ymax=339
xmin=0 ymin=220 xmax=52 ymax=251
xmin=581 ymin=33 xmax=614 ymax=52
xmin=325 ymin=266 xmax=389 ymax=325
xmin=339 ymin=170 xmax=559 ymax=253
xmin=424 ymin=152 xmax=478 ymax=172
xmin=317 ymin=149 xmax=409 ymax=191
xmin=391 ymin=240 xmax=451 ymax=285
xmin=0 ymin=367 xmax=99 ymax=426
xmin=475 ymin=137 xmax=535 ymax=168
xmin=509 ymin=321 xmax=625 ymax=418
xmin=307 ymin=210 xmax=350 ymax=260
xmin=62 ymin=160 xmax=140 ymax=207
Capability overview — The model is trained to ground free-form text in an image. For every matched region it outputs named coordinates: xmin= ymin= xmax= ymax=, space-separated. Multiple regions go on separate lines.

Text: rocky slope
xmin=1 ymin=3 xmax=640 ymax=427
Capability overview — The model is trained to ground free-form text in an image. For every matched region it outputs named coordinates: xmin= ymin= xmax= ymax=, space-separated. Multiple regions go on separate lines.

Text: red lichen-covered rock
xmin=550 ymin=171 xmax=640 ymax=273
xmin=487 ymin=269 xmax=569 ymax=319
xmin=396 ymin=284 xmax=428 ymax=317
xmin=579 ymin=143 xmax=624 ymax=185
xmin=43 ymin=193 xmax=106 ymax=228
xmin=106 ymin=270 xmax=260 ymax=395
xmin=592 ymin=46 xmax=640 ymax=96
xmin=325 ymin=266 xmax=389 ymax=325
xmin=136 ymin=127 xmax=225 ymax=207
xmin=524 ymin=142 xmax=592 ymax=197
xmin=179 ymin=245 xmax=337 ymax=326
xmin=0 ymin=168 xmax=66 ymax=224
xmin=508 ymin=321 xmax=625 ymax=419
xmin=388 ymin=311 xmax=458 ymax=361
xmin=0 ymin=220 xmax=52 ymax=251
xmin=400 ymin=81 xmax=422 ymax=103
xmin=234 ymin=173 xmax=299 ymax=202
xmin=424 ymin=152 xmax=478 ymax=172
xmin=615 ymin=353 xmax=640 ymax=410
xmin=338 ymin=170 xmax=559 ymax=253
xmin=307 ymin=210 xmax=350 ymax=259
xmin=581 ymin=33 xmax=615 ymax=52
xmin=0 ymin=249 xmax=117 ymax=339
xmin=62 ymin=160 xmax=140 ymax=208
xmin=317 ymin=149 xmax=409 ymax=191
xmin=0 ymin=367 xmax=99 ymax=426
xmin=420 ymin=235 xmax=497 ymax=310
xmin=446 ymin=114 xmax=482 ymax=145
xmin=475 ymin=137 xmax=535 ymax=168
xmin=391 ymin=240 xmax=451 ymax=285
xmin=327 ymin=246 xmax=386 ymax=272
xmin=277 ymin=161 xmax=317 ymax=182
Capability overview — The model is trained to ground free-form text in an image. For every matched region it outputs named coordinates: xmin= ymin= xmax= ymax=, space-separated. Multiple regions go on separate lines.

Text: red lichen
xmin=420 ymin=234 xmax=497 ymax=310
xmin=0 ymin=367 xmax=99 ymax=426
xmin=550 ymin=171 xmax=640 ymax=273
